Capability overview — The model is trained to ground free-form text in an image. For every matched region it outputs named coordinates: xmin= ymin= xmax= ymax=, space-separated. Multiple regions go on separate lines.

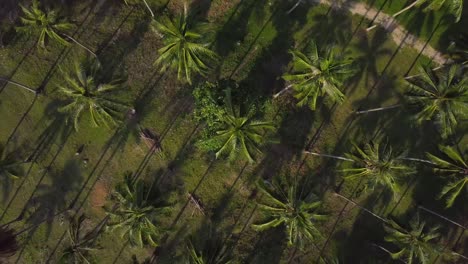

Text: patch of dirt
xmin=207 ymin=0 xmax=242 ymax=22
xmin=90 ymin=180 xmax=110 ymax=212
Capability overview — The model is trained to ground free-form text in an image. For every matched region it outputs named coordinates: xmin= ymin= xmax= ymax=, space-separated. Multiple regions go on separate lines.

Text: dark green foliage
xmin=0 ymin=227 xmax=18 ymax=259
xmin=253 ymin=177 xmax=326 ymax=249
xmin=106 ymin=175 xmax=170 ymax=248
xmin=16 ymin=0 xmax=73 ymax=49
xmin=57 ymin=58 xmax=129 ymax=131
xmin=427 ymin=145 xmax=467 ymax=208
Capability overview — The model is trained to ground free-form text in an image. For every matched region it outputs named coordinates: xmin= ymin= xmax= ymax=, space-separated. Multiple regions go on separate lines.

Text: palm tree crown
xmin=152 ymin=7 xmax=218 ymax=84
xmin=405 ymin=65 xmax=468 ymax=138
xmin=60 ymin=214 xmax=103 ymax=264
xmin=343 ymin=140 xmax=415 ymax=195
xmin=106 ymin=176 xmax=169 ymax=248
xmin=57 ymin=59 xmax=128 ymax=130
xmin=16 ymin=0 xmax=73 ymax=49
xmin=211 ymin=89 xmax=274 ymax=163
xmin=283 ymin=41 xmax=355 ymax=110
xmin=252 ymin=178 xmax=327 ymax=248
xmin=384 ymin=215 xmax=442 ymax=264
xmin=427 ymin=145 xmax=467 ymax=208
xmin=419 ymin=0 xmax=464 ymax=22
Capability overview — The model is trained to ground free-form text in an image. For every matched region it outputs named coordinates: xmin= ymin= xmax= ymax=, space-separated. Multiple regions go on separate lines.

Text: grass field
xmin=0 ymin=0 xmax=466 ymax=263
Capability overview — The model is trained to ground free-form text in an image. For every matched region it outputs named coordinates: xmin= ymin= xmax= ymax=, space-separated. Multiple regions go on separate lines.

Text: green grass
xmin=0 ymin=0 xmax=466 ymax=263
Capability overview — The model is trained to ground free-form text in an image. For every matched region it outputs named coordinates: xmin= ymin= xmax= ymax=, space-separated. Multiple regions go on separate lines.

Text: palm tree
xmin=427 ymin=145 xmax=467 ymax=208
xmin=60 ymin=214 xmax=105 ymax=264
xmin=0 ymin=77 xmax=37 ymax=94
xmin=0 ymin=143 xmax=26 ymax=180
xmin=185 ymin=230 xmax=233 ymax=264
xmin=275 ymin=42 xmax=355 ymax=110
xmin=16 ymin=0 xmax=96 ymax=56
xmin=406 ymin=65 xmax=467 ymax=138
xmin=123 ymin=0 xmax=155 ymax=17
xmin=152 ymin=5 xmax=218 ymax=84
xmin=367 ymin=0 xmax=464 ymax=31
xmin=356 ymin=66 xmax=468 ymax=138
xmin=305 ymin=139 xmax=415 ymax=196
xmin=252 ymin=178 xmax=327 ymax=249
xmin=57 ymin=59 xmax=128 ymax=131
xmin=210 ymin=89 xmax=275 ymax=163
xmin=106 ymin=176 xmax=169 ymax=248
xmin=0 ymin=227 xmax=18 ymax=260
xmin=384 ymin=214 xmax=443 ymax=264
xmin=392 ymin=0 xmax=463 ymax=22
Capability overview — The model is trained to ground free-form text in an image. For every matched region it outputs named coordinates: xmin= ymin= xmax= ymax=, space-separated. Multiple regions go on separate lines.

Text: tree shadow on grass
xmin=97 ymin=14 xmax=151 ymax=79
xmin=214 ymin=0 xmax=266 ymax=64
xmin=23 ymin=159 xmax=83 ymax=238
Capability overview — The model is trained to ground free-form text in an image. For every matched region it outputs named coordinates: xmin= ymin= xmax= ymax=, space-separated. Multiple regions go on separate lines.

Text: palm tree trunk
xmin=303 ymin=151 xmax=354 ymax=161
xmin=366 ymin=0 xmax=421 ymax=31
xmin=273 ymin=84 xmax=293 ymax=98
xmin=418 ymin=206 xmax=466 ymax=229
xmin=142 ymin=0 xmax=155 ymax=17
xmin=0 ymin=77 xmax=37 ymax=94
xmin=354 ymin=104 xmax=401 ymax=114
xmin=61 ymin=33 xmax=97 ymax=58
xmin=286 ymin=0 xmax=302 ymax=14
xmin=392 ymin=0 xmax=421 ymax=18
xmin=333 ymin=192 xmax=389 ymax=223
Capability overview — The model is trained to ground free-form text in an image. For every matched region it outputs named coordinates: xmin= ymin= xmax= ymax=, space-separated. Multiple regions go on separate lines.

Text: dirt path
xmin=305 ymin=0 xmax=449 ymax=65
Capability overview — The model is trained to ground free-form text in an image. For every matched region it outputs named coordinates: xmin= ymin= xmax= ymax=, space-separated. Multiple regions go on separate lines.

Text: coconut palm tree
xmin=185 ymin=229 xmax=233 ymax=264
xmin=252 ymin=178 xmax=327 ymax=249
xmin=305 ymin=139 xmax=415 ymax=196
xmin=57 ymin=59 xmax=128 ymax=131
xmin=106 ymin=176 xmax=169 ymax=248
xmin=405 ymin=0 xmax=462 ymax=21
xmin=152 ymin=5 xmax=218 ymax=84
xmin=427 ymin=145 xmax=467 ymax=208
xmin=16 ymin=0 xmax=96 ymax=56
xmin=0 ymin=227 xmax=18 ymax=260
xmin=406 ymin=65 xmax=467 ymax=138
xmin=210 ymin=89 xmax=275 ymax=163
xmin=123 ymin=0 xmax=155 ymax=17
xmin=275 ymin=42 xmax=355 ymax=110
xmin=367 ymin=0 xmax=464 ymax=31
xmin=0 ymin=143 xmax=26 ymax=181
xmin=384 ymin=214 xmax=443 ymax=264
xmin=356 ymin=65 xmax=468 ymax=139
xmin=60 ymin=214 xmax=105 ymax=264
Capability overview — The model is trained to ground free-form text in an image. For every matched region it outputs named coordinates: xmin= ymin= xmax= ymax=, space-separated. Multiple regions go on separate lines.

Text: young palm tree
xmin=0 ymin=144 xmax=26 ymax=180
xmin=384 ymin=214 xmax=442 ymax=264
xmin=252 ymin=178 xmax=327 ymax=249
xmin=106 ymin=176 xmax=169 ymax=248
xmin=211 ymin=89 xmax=275 ymax=163
xmin=356 ymin=66 xmax=468 ymax=138
xmin=276 ymin=42 xmax=355 ymax=110
xmin=60 ymin=214 xmax=104 ymax=264
xmin=427 ymin=145 xmax=467 ymax=208
xmin=123 ymin=0 xmax=155 ymax=17
xmin=57 ymin=59 xmax=128 ymax=131
xmin=0 ymin=227 xmax=18 ymax=260
xmin=152 ymin=5 xmax=218 ymax=84
xmin=16 ymin=0 xmax=96 ymax=56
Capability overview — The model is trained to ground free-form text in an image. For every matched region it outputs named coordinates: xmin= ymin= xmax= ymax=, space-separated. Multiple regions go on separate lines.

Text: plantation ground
xmin=0 ymin=0 xmax=467 ymax=263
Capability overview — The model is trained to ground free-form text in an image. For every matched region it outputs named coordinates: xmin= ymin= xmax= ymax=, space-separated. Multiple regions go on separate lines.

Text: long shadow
xmin=0 ymin=112 xmax=73 ymax=222
xmin=23 ymin=159 xmax=83 ymax=237
xmin=4 ymin=95 xmax=38 ymax=147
